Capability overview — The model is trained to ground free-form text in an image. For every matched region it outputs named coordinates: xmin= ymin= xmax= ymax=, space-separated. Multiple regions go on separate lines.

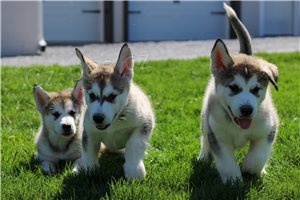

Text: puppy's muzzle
xmin=62 ymin=124 xmax=73 ymax=136
xmin=228 ymin=105 xmax=253 ymax=130
xmin=93 ymin=113 xmax=105 ymax=124
xmin=93 ymin=113 xmax=110 ymax=130
xmin=240 ymin=105 xmax=253 ymax=117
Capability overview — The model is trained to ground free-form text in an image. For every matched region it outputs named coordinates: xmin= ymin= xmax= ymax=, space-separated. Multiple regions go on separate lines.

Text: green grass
xmin=1 ymin=52 xmax=300 ymax=199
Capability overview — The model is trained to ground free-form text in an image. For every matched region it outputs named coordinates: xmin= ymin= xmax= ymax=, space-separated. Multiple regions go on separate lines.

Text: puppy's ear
xmin=114 ymin=43 xmax=134 ymax=80
xmin=263 ymin=62 xmax=279 ymax=91
xmin=33 ymin=84 xmax=50 ymax=112
xmin=211 ymin=39 xmax=234 ymax=75
xmin=72 ymin=80 xmax=84 ymax=105
xmin=75 ymin=48 xmax=98 ymax=78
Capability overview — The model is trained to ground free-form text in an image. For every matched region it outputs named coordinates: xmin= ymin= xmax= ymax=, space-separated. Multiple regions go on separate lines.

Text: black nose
xmin=93 ymin=114 xmax=105 ymax=124
xmin=62 ymin=124 xmax=71 ymax=132
xmin=240 ymin=105 xmax=253 ymax=117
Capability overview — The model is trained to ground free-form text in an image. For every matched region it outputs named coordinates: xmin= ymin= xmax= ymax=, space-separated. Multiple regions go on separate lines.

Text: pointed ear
xmin=72 ymin=80 xmax=84 ymax=105
xmin=33 ymin=84 xmax=50 ymax=112
xmin=75 ymin=48 xmax=98 ymax=78
xmin=114 ymin=43 xmax=134 ymax=80
xmin=211 ymin=39 xmax=234 ymax=74
xmin=263 ymin=62 xmax=279 ymax=91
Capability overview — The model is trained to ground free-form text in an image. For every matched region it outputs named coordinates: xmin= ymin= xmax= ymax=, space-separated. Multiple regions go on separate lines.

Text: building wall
xmin=293 ymin=1 xmax=300 ymax=35
xmin=1 ymin=1 xmax=42 ymax=56
xmin=113 ymin=2 xmax=125 ymax=42
xmin=241 ymin=1 xmax=299 ymax=37
xmin=240 ymin=1 xmax=261 ymax=37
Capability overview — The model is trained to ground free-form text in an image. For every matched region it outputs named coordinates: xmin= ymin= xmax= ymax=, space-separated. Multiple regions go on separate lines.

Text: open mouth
xmin=95 ymin=123 xmax=110 ymax=130
xmin=233 ymin=117 xmax=252 ymax=129
xmin=228 ymin=106 xmax=252 ymax=130
xmin=62 ymin=131 xmax=74 ymax=137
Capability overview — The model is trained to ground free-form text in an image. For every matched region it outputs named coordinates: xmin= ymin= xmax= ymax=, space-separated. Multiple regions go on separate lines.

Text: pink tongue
xmin=96 ymin=124 xmax=105 ymax=129
xmin=238 ymin=118 xmax=252 ymax=129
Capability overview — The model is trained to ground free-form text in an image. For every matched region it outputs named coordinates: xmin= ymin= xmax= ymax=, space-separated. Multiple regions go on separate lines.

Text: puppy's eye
xmin=52 ymin=112 xmax=61 ymax=120
xmin=107 ymin=94 xmax=117 ymax=103
xmin=89 ymin=93 xmax=96 ymax=101
xmin=229 ymin=84 xmax=241 ymax=94
xmin=69 ymin=110 xmax=76 ymax=117
xmin=251 ymin=86 xmax=261 ymax=96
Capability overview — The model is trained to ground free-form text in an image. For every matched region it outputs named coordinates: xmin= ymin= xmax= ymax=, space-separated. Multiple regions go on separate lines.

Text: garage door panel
xmin=128 ymin=2 xmax=226 ymax=41
xmin=44 ymin=2 xmax=103 ymax=43
xmin=263 ymin=2 xmax=293 ymax=36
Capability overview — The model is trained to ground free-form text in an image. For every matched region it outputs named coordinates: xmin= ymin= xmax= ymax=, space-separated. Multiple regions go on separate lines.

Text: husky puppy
xmin=73 ymin=44 xmax=155 ymax=179
xmin=199 ymin=3 xmax=279 ymax=183
xmin=33 ymin=81 xmax=84 ymax=173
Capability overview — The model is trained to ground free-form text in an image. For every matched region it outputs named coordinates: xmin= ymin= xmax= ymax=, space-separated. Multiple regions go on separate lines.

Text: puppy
xmin=33 ymin=81 xmax=84 ymax=173
xmin=199 ymin=3 xmax=279 ymax=183
xmin=73 ymin=44 xmax=155 ymax=179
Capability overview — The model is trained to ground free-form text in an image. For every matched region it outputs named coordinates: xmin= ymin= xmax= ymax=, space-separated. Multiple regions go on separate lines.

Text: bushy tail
xmin=224 ymin=2 xmax=252 ymax=55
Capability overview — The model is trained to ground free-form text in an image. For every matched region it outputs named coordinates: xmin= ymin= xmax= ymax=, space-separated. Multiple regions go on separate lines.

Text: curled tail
xmin=223 ymin=2 xmax=252 ymax=55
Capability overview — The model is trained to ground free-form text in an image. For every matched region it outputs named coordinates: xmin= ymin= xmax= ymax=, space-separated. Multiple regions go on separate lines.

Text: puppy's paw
xmin=72 ymin=159 xmax=99 ymax=174
xmin=72 ymin=162 xmax=81 ymax=174
xmin=41 ymin=161 xmax=56 ymax=173
xmin=72 ymin=159 xmax=86 ymax=174
xmin=220 ymin=169 xmax=243 ymax=184
xmin=198 ymin=153 xmax=212 ymax=163
xmin=124 ymin=161 xmax=146 ymax=179
xmin=242 ymin=164 xmax=266 ymax=176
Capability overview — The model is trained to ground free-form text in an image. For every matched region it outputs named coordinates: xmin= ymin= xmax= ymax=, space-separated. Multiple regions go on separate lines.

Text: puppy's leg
xmin=208 ymin=131 xmax=242 ymax=183
xmin=41 ymin=160 xmax=57 ymax=173
xmin=124 ymin=128 xmax=150 ymax=179
xmin=199 ymin=135 xmax=212 ymax=162
xmin=213 ymin=144 xmax=242 ymax=183
xmin=73 ymin=131 xmax=100 ymax=173
xmin=36 ymin=152 xmax=57 ymax=173
xmin=242 ymin=132 xmax=275 ymax=175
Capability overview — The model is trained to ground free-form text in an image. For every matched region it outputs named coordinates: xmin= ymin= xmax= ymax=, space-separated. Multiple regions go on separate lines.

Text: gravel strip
xmin=1 ymin=36 xmax=299 ymax=67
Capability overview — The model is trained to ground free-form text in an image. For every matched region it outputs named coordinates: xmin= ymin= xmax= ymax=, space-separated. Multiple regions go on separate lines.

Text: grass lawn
xmin=1 ymin=52 xmax=300 ymax=199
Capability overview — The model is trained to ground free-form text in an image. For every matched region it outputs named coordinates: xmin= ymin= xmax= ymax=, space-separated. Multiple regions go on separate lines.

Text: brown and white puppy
xmin=199 ymin=3 xmax=279 ymax=183
xmin=73 ymin=44 xmax=155 ymax=179
xmin=33 ymin=81 xmax=84 ymax=173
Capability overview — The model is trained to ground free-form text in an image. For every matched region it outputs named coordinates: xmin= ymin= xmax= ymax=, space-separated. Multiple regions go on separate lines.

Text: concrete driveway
xmin=1 ymin=36 xmax=299 ymax=67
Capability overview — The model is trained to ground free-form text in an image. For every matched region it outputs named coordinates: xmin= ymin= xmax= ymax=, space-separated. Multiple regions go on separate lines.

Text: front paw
xmin=242 ymin=164 xmax=266 ymax=176
xmin=41 ymin=161 xmax=57 ymax=173
xmin=124 ymin=161 xmax=146 ymax=179
xmin=72 ymin=159 xmax=82 ymax=174
xmin=72 ymin=159 xmax=98 ymax=174
xmin=219 ymin=168 xmax=243 ymax=184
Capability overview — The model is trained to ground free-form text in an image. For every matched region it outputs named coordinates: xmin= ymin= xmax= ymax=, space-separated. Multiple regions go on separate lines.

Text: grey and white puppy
xmin=73 ymin=44 xmax=155 ymax=179
xmin=33 ymin=81 xmax=84 ymax=173
xmin=199 ymin=3 xmax=279 ymax=183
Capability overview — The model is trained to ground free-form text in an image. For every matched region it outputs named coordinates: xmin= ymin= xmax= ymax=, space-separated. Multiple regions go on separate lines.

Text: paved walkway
xmin=1 ymin=37 xmax=299 ymax=67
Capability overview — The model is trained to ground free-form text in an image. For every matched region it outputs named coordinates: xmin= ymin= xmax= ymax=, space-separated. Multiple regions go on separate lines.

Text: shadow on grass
xmin=16 ymin=154 xmax=77 ymax=175
xmin=16 ymin=155 xmax=41 ymax=173
xmin=189 ymin=158 xmax=263 ymax=200
xmin=54 ymin=153 xmax=125 ymax=200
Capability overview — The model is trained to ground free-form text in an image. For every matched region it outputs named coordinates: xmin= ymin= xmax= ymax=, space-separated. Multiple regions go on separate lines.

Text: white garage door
xmin=43 ymin=2 xmax=103 ymax=44
xmin=128 ymin=2 xmax=227 ymax=42
xmin=263 ymin=1 xmax=293 ymax=36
